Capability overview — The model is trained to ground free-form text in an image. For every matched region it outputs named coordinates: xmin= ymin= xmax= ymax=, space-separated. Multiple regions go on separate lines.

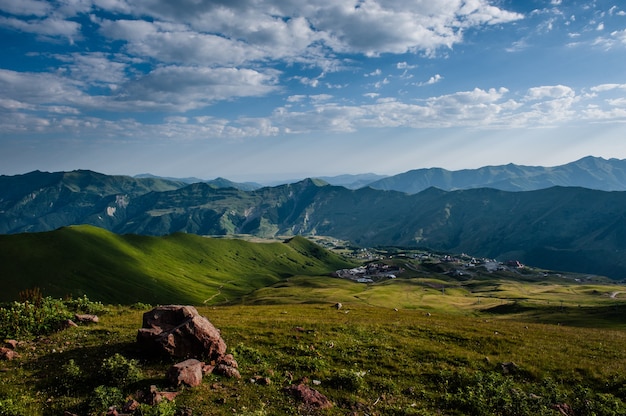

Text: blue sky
xmin=1 ymin=0 xmax=625 ymax=182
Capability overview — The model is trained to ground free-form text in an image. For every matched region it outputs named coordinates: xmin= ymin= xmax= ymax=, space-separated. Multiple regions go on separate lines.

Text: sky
xmin=1 ymin=0 xmax=626 ymax=183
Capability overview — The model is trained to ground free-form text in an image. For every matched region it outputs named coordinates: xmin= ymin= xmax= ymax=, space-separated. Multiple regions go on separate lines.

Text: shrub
xmin=0 ymin=297 xmax=72 ymax=339
xmin=326 ymin=369 xmax=366 ymax=392
xmin=65 ymin=295 xmax=108 ymax=315
xmin=88 ymin=385 xmax=124 ymax=414
xmin=0 ymin=294 xmax=108 ymax=339
xmin=59 ymin=359 xmax=83 ymax=393
xmin=99 ymin=353 xmax=142 ymax=388
xmin=137 ymin=400 xmax=177 ymax=416
xmin=0 ymin=396 xmax=33 ymax=416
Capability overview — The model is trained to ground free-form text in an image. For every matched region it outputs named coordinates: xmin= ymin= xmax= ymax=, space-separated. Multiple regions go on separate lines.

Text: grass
xmin=2 ymin=302 xmax=626 ymax=415
xmin=2 ymin=227 xmax=626 ymax=414
xmin=0 ymin=225 xmax=354 ymax=304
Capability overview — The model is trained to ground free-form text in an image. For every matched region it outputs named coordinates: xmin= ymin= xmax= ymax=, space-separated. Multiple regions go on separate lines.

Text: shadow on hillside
xmin=484 ymin=301 xmax=626 ymax=328
xmin=24 ymin=335 xmax=176 ymax=414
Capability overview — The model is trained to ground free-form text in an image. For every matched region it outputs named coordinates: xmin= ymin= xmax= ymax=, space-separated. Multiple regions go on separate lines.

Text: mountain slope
xmin=0 ymin=170 xmax=186 ymax=234
xmin=0 ymin=225 xmax=354 ymax=304
xmin=3 ymin=169 xmax=626 ymax=278
xmin=366 ymin=156 xmax=626 ymax=193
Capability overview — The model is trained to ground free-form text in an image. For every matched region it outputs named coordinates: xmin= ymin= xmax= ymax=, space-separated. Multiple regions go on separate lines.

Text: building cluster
xmin=333 ymin=262 xmax=402 ymax=283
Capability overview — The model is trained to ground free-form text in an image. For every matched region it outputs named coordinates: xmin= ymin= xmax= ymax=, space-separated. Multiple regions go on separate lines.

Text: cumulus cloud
xmin=0 ymin=15 xmax=81 ymax=39
xmin=0 ymin=0 xmax=51 ymax=16
xmin=525 ymin=85 xmax=575 ymax=101
xmin=112 ymin=66 xmax=279 ymax=111
xmin=417 ymin=74 xmax=443 ymax=86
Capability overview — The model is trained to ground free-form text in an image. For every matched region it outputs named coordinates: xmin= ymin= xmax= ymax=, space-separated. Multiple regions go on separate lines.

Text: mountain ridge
xmin=3 ymin=158 xmax=626 ymax=278
xmin=366 ymin=156 xmax=626 ymax=193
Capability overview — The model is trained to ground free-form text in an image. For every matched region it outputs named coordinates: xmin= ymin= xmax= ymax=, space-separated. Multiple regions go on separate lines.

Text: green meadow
xmin=1 ymin=226 xmax=626 ymax=415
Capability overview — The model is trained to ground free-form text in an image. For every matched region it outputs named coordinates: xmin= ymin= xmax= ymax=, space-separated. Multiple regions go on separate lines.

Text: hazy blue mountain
xmin=366 ymin=156 xmax=626 ymax=193
xmin=313 ymin=173 xmax=388 ymax=189
xmin=4 ymin=167 xmax=626 ymax=278
xmin=135 ymin=173 xmax=262 ymax=190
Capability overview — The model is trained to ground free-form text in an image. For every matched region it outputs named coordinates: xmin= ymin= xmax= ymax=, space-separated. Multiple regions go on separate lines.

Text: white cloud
xmin=55 ymin=53 xmax=128 ymax=85
xmin=0 ymin=69 xmax=87 ymax=106
xmin=416 ymin=74 xmax=443 ymax=86
xmin=525 ymin=85 xmax=575 ymax=101
xmin=0 ymin=0 xmax=51 ymax=16
xmin=100 ymin=19 xmax=268 ymax=66
xmin=590 ymin=84 xmax=626 ymax=92
xmin=112 ymin=66 xmax=279 ymax=111
xmin=0 ymin=15 xmax=81 ymax=39
xmin=102 ymin=0 xmax=523 ymax=59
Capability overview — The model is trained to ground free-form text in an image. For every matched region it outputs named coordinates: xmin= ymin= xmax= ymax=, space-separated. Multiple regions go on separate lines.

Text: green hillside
xmin=0 ymin=225 xmax=354 ymax=304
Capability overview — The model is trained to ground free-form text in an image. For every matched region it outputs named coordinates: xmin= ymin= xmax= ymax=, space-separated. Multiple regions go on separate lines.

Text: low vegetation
xmin=1 ymin=229 xmax=626 ymax=415
xmin=1 ymin=289 xmax=626 ymax=415
xmin=0 ymin=225 xmax=354 ymax=304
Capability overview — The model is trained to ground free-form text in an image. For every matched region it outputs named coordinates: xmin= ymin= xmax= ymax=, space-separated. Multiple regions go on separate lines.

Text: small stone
xmin=75 ymin=314 xmax=99 ymax=323
xmin=0 ymin=347 xmax=19 ymax=361
xmin=284 ymin=383 xmax=333 ymax=409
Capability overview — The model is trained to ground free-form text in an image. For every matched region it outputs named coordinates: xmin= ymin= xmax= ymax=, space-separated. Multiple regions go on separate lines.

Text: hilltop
xmin=0 ymin=225 xmax=353 ymax=304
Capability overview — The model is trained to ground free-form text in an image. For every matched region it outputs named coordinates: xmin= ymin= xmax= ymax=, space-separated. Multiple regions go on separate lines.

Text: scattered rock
xmin=214 ymin=363 xmax=241 ymax=379
xmin=75 ymin=314 xmax=99 ymax=323
xmin=61 ymin=319 xmax=78 ymax=329
xmin=219 ymin=353 xmax=238 ymax=369
xmin=284 ymin=383 xmax=333 ymax=409
xmin=178 ymin=407 xmax=193 ymax=416
xmin=137 ymin=305 xmax=227 ymax=361
xmin=167 ymin=359 xmax=204 ymax=387
xmin=250 ymin=375 xmax=271 ymax=385
xmin=143 ymin=385 xmax=179 ymax=405
xmin=0 ymin=347 xmax=19 ymax=361
xmin=4 ymin=340 xmax=18 ymax=349
xmin=122 ymin=399 xmax=140 ymax=413
xmin=202 ymin=363 xmax=215 ymax=375
xmin=500 ymin=361 xmax=519 ymax=374
xmin=552 ymin=403 xmax=575 ymax=416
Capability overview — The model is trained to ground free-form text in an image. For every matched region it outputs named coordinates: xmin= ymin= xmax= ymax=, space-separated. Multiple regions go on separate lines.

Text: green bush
xmin=99 ymin=353 xmax=142 ymax=388
xmin=0 ymin=294 xmax=108 ymax=339
xmin=0 ymin=297 xmax=72 ymax=338
xmin=137 ymin=400 xmax=177 ymax=416
xmin=88 ymin=385 xmax=124 ymax=414
xmin=59 ymin=359 xmax=83 ymax=393
xmin=0 ymin=397 xmax=31 ymax=416
xmin=326 ymin=369 xmax=366 ymax=392
xmin=65 ymin=295 xmax=108 ymax=315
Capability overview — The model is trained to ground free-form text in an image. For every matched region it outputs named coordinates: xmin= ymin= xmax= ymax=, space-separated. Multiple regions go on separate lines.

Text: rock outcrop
xmin=137 ymin=305 xmax=226 ymax=361
xmin=137 ymin=305 xmax=240 ymax=390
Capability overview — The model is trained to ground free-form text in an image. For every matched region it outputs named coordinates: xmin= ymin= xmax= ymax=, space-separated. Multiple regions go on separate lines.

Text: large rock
xmin=137 ymin=305 xmax=226 ymax=361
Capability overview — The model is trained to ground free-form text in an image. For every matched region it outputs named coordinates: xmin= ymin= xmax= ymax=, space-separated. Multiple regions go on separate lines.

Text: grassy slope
xmin=2 ymin=304 xmax=626 ymax=415
xmin=0 ymin=225 xmax=354 ymax=305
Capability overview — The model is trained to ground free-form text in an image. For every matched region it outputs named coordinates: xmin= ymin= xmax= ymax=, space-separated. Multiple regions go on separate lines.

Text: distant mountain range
xmin=365 ymin=156 xmax=626 ymax=193
xmin=134 ymin=156 xmax=626 ymax=193
xmin=3 ymin=156 xmax=626 ymax=279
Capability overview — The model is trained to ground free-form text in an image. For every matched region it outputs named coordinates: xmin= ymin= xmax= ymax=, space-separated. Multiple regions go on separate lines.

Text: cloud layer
xmin=0 ymin=0 xmax=625 ymax=142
